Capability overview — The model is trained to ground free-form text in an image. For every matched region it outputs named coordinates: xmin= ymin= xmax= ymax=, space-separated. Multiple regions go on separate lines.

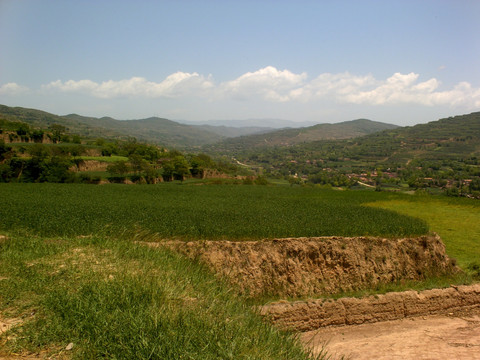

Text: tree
xmin=173 ymin=156 xmax=190 ymax=181
xmin=31 ymin=129 xmax=44 ymax=143
xmin=129 ymin=154 xmax=146 ymax=174
xmin=41 ymin=156 xmax=73 ymax=183
xmin=16 ymin=123 xmax=30 ymax=137
xmin=161 ymin=161 xmax=175 ymax=182
xmin=107 ymin=161 xmax=129 ymax=176
xmin=48 ymin=124 xmax=66 ymax=144
xmin=72 ymin=135 xmax=82 ymax=144
xmin=0 ymin=141 xmax=12 ymax=162
xmin=189 ymin=154 xmax=214 ymax=178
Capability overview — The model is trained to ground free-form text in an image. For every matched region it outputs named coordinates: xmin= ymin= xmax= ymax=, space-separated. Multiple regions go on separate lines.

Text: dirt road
xmin=302 ymin=311 xmax=480 ymax=360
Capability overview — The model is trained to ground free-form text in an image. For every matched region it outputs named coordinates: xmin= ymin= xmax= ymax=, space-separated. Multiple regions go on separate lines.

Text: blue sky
xmin=1 ymin=0 xmax=479 ymax=125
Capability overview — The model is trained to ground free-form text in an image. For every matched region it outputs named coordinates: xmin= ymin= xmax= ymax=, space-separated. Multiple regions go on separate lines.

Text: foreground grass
xmin=368 ymin=196 xmax=480 ymax=274
xmin=0 ymin=233 xmax=322 ymax=359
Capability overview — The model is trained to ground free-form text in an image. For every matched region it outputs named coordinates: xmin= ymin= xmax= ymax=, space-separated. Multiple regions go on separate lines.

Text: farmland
xmin=0 ymin=183 xmax=428 ymax=239
xmin=0 ymin=183 xmax=479 ymax=359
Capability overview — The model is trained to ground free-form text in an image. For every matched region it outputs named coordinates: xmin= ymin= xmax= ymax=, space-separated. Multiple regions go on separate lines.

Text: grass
xmin=79 ymin=155 xmax=129 ymax=162
xmin=0 ymin=233 xmax=324 ymax=359
xmin=0 ymin=183 xmax=428 ymax=239
xmin=368 ymin=196 xmax=480 ymax=274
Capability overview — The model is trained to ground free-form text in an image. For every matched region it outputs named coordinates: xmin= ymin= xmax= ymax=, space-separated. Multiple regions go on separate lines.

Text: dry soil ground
xmin=302 ymin=309 xmax=480 ymax=360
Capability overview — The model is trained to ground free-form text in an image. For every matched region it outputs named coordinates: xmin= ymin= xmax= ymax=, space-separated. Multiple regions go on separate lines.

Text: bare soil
xmin=160 ymin=234 xmax=458 ymax=297
xmin=0 ymin=317 xmax=21 ymax=337
xmin=302 ymin=310 xmax=480 ymax=360
xmin=69 ymin=160 xmax=107 ymax=172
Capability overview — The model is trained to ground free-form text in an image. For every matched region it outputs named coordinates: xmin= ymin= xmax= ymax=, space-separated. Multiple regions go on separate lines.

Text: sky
xmin=1 ymin=0 xmax=479 ymax=126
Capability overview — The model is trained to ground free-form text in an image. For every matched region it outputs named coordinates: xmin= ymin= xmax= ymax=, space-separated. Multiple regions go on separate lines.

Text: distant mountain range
xmin=177 ymin=118 xmax=318 ymax=128
xmin=0 ymin=105 xmax=398 ymax=150
xmin=203 ymin=119 xmax=399 ymax=153
xmin=2 ymin=104 xmax=479 ymax=173
xmin=232 ymin=112 xmax=480 ymax=174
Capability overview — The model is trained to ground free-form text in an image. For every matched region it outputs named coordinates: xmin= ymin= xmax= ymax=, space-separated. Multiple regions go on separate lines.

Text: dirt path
xmin=301 ymin=311 xmax=480 ymax=360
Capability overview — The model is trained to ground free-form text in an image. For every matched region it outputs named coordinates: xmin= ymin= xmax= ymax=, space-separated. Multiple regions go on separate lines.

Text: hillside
xmin=178 ymin=118 xmax=318 ymax=129
xmin=234 ymin=112 xmax=480 ymax=163
xmin=0 ymin=105 xmax=232 ymax=148
xmin=183 ymin=124 xmax=273 ymax=138
xmin=0 ymin=104 xmax=119 ymax=138
xmin=62 ymin=113 xmax=225 ymax=148
xmin=338 ymin=112 xmax=480 ymax=163
xmin=204 ymin=119 xmax=399 ymax=153
xmin=227 ymin=112 xmax=480 ymax=193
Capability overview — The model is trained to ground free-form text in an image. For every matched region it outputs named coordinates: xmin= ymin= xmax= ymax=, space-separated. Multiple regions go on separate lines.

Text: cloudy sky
xmin=1 ymin=0 xmax=479 ymax=125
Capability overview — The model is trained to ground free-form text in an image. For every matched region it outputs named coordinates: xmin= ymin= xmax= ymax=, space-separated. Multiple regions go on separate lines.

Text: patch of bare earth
xmin=302 ymin=310 xmax=480 ymax=360
xmin=0 ymin=317 xmax=21 ymax=337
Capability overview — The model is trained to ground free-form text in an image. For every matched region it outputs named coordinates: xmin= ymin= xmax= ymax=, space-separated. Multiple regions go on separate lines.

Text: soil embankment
xmin=261 ymin=284 xmax=480 ymax=331
xmin=162 ymin=234 xmax=458 ymax=297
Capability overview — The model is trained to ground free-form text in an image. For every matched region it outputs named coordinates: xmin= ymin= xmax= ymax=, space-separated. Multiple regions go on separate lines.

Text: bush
xmin=107 ymin=175 xmax=126 ymax=184
xmin=129 ymin=174 xmax=144 ymax=183
xmin=79 ymin=173 xmax=101 ymax=184
xmin=242 ymin=177 xmax=254 ymax=185
xmin=254 ymin=176 xmax=269 ymax=185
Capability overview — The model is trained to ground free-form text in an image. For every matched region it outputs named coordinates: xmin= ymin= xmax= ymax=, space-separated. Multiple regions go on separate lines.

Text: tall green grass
xmin=0 ymin=234 xmax=324 ymax=359
xmin=0 ymin=183 xmax=428 ymax=239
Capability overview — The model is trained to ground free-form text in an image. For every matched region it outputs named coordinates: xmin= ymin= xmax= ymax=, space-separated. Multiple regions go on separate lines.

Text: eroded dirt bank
xmin=260 ymin=284 xmax=480 ymax=331
xmin=161 ymin=234 xmax=458 ymax=297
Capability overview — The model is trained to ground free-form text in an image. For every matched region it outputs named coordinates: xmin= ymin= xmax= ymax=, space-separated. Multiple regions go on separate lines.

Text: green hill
xmin=0 ymin=105 xmax=226 ymax=148
xmin=227 ymin=112 xmax=480 ymax=193
xmin=338 ymin=112 xmax=480 ymax=163
xmin=62 ymin=113 xmax=224 ymax=148
xmin=204 ymin=118 xmax=399 ymax=153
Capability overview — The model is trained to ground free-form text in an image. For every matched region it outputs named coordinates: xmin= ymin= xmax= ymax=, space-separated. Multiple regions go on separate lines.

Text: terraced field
xmin=0 ymin=183 xmax=478 ymax=359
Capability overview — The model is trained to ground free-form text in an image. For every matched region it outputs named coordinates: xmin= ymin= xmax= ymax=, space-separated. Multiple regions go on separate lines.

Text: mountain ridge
xmin=0 ymin=105 xmax=399 ymax=150
xmin=204 ymin=118 xmax=399 ymax=153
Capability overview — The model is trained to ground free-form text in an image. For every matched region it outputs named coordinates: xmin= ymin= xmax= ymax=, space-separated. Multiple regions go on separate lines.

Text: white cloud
xmin=291 ymin=72 xmax=377 ymax=101
xmin=343 ymin=73 xmax=480 ymax=107
xmin=220 ymin=66 xmax=307 ymax=102
xmin=0 ymin=82 xmax=30 ymax=95
xmin=43 ymin=73 xmax=214 ymax=99
xmin=36 ymin=67 xmax=480 ymax=109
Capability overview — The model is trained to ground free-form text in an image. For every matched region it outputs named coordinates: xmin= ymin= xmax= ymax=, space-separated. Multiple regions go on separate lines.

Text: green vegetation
xmin=219 ymin=112 xmax=480 ymax=197
xmin=3 ymin=105 xmax=479 ymax=358
xmin=369 ymin=196 xmax=480 ymax=274
xmin=205 ymin=119 xmax=398 ymax=152
xmin=0 ymin=134 xmax=248 ymax=184
xmin=79 ymin=155 xmax=129 ymax=162
xmin=0 ymin=235 xmax=322 ymax=359
xmin=0 ymin=184 xmax=428 ymax=239
xmin=0 ymin=183 xmax=477 ymax=358
xmin=3 ymin=105 xmax=480 ymax=197
xmin=0 ymin=104 xmax=226 ymax=148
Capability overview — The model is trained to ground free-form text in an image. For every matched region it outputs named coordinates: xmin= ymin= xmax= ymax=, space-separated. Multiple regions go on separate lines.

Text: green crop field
xmin=0 ymin=183 xmax=428 ymax=239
